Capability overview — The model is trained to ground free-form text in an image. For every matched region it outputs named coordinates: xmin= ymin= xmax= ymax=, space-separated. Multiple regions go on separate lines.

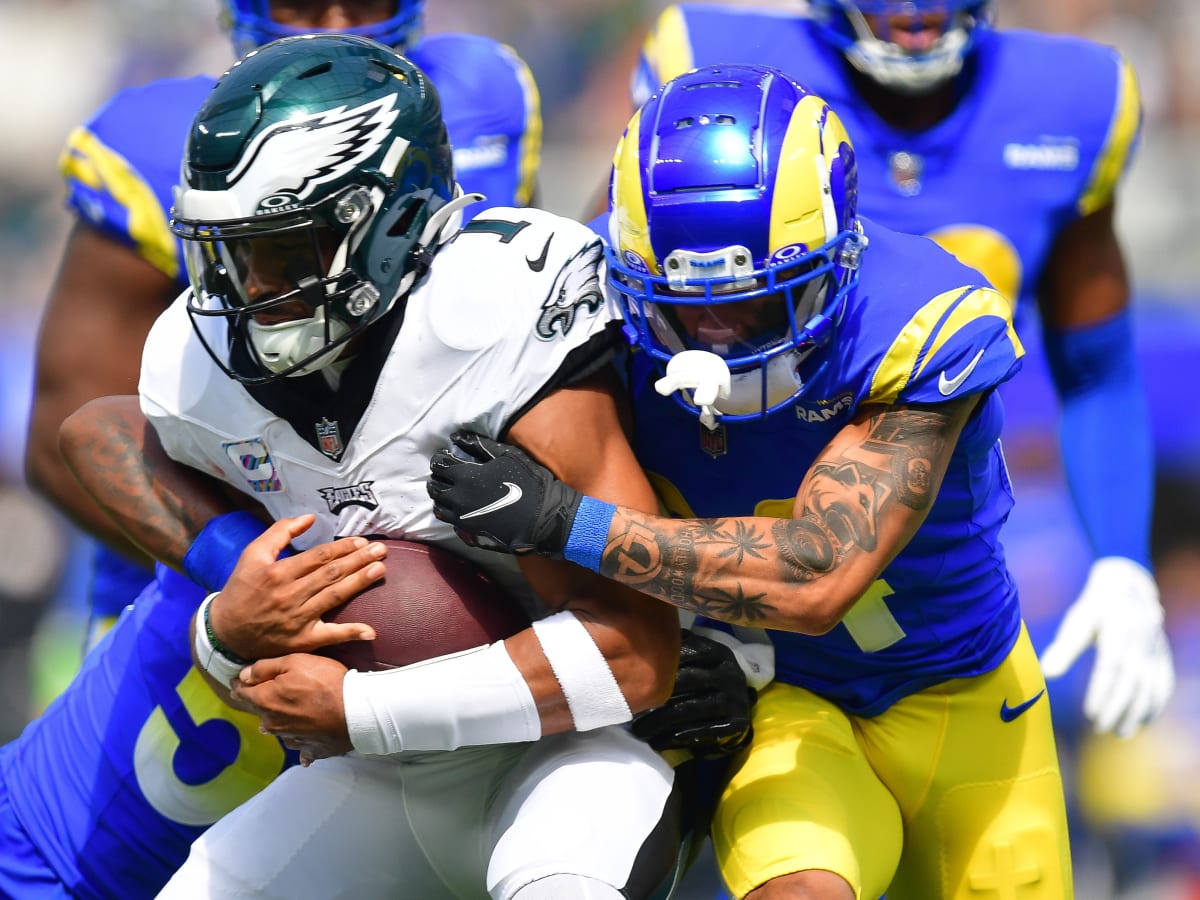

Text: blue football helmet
xmin=607 ymin=64 xmax=866 ymax=422
xmin=807 ymin=0 xmax=993 ymax=93
xmin=221 ymin=1 xmax=423 ymax=57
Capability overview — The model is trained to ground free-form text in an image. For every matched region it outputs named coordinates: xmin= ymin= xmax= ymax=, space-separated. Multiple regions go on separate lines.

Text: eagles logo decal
xmin=319 ymin=482 xmax=380 ymax=514
xmin=536 ymin=241 xmax=605 ymax=340
xmin=222 ymin=94 xmax=404 ymax=215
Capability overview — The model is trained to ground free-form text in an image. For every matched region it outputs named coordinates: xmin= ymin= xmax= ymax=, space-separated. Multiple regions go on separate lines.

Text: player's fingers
xmin=246 ymin=536 xmax=369 ymax=595
xmin=283 ymin=540 xmax=385 ymax=603
xmin=277 ymin=513 xmax=317 ymax=542
xmin=311 ymin=620 xmax=377 ymax=646
xmin=236 ymin=515 xmax=312 ymax=567
xmin=428 ymin=448 xmax=461 ymax=480
xmin=1134 ymin=652 xmax=1175 ymax=732
xmin=227 ymin=682 xmax=262 ymax=716
xmin=298 ymin=553 xmax=388 ymax=616
xmin=237 ymin=656 xmax=287 ymax=687
xmin=453 ymin=526 xmax=482 ymax=548
xmin=451 ymin=430 xmax=500 ymax=462
xmin=286 ymin=535 xmax=380 ymax=580
xmin=1038 ymin=612 xmax=1094 ymax=679
xmin=1113 ymin=674 xmax=1155 ymax=739
xmin=672 ymin=665 xmax=723 ymax=694
xmin=1087 ymin=652 xmax=1135 ymax=734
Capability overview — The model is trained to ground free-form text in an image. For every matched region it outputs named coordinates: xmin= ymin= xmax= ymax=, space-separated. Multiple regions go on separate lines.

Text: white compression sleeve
xmin=531 ymin=610 xmax=632 ymax=731
xmin=343 ymin=641 xmax=541 ymax=755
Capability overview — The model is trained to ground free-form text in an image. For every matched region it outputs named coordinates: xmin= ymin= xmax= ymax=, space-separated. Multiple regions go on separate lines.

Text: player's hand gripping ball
xmin=319 ymin=539 xmax=530 ymax=671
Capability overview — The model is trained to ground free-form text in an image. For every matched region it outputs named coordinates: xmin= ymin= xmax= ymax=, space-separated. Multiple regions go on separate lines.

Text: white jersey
xmin=140 ymin=207 xmax=617 ymax=608
xmin=142 ymin=208 xmax=685 ymax=900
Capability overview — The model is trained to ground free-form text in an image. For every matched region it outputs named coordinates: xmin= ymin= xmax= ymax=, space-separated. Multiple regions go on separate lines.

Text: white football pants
xmin=156 ymin=726 xmax=677 ymax=899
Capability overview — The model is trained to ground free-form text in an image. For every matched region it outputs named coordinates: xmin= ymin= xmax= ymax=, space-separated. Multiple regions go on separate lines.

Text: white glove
xmin=1039 ymin=556 xmax=1175 ymax=738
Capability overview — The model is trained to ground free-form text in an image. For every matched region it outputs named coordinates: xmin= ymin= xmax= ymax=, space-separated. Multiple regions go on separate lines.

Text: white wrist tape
xmin=342 ymin=641 xmax=541 ymax=755
xmin=192 ymin=593 xmax=246 ymax=686
xmin=531 ymin=610 xmax=632 ymax=731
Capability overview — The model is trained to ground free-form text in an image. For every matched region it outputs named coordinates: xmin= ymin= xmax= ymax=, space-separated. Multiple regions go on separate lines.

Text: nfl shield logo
xmin=315 ymin=418 xmax=344 ymax=460
xmin=888 ymin=150 xmax=923 ymax=197
xmin=699 ymin=421 xmax=727 ymax=459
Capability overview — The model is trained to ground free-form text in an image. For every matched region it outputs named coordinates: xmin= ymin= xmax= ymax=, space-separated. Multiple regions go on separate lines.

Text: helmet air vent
xmin=297 ymin=62 xmax=333 ymax=80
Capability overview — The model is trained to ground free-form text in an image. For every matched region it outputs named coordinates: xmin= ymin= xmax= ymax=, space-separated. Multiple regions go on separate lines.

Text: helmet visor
xmin=181 ymin=217 xmax=344 ymax=315
xmin=633 ymin=251 xmax=833 ymax=365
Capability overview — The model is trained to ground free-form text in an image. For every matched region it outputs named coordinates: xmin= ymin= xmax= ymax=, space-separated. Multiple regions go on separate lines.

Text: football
xmin=318 ymin=539 xmax=530 ymax=672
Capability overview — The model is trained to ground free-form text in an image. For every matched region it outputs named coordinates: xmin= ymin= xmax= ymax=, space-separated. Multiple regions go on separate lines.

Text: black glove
xmin=427 ymin=431 xmax=583 ymax=557
xmin=632 ymin=629 xmax=756 ymax=760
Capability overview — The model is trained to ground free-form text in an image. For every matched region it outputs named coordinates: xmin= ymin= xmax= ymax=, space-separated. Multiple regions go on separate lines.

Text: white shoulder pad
xmin=422 ymin=208 xmax=617 ymax=354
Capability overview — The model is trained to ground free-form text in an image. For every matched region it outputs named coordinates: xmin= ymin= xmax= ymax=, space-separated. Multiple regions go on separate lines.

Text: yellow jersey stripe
xmin=58 ymin=125 xmax=179 ymax=279
xmin=1078 ymin=56 xmax=1142 ymax=216
xmin=504 ymin=43 xmax=543 ymax=208
xmin=645 ymin=5 xmax=696 ymax=86
xmin=870 ymin=286 xmax=1022 ymax=405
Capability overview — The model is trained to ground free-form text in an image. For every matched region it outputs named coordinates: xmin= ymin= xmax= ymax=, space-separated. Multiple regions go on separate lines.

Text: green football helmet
xmin=173 ymin=33 xmax=469 ymax=384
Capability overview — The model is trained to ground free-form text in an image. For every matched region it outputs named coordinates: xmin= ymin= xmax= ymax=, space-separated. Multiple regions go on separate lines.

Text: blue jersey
xmin=58 ymin=32 xmax=542 ymax=617
xmin=630 ymin=221 xmax=1025 ymax=715
xmin=62 ymin=32 xmax=541 ymax=286
xmin=0 ymin=568 xmax=295 ymax=899
xmin=634 ymin=5 xmax=1142 ymax=334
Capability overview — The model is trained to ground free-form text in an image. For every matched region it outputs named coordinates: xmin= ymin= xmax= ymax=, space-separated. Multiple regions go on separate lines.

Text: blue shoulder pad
xmin=412 ymin=34 xmax=541 ymax=211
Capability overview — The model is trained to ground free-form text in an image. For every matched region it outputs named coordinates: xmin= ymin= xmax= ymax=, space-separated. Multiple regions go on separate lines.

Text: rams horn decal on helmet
xmin=606 ymin=63 xmax=867 ymax=422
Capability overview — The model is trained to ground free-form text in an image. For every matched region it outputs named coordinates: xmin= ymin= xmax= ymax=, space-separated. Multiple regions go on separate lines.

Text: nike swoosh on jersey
xmin=937 ymin=348 xmax=986 ymax=396
xmin=999 ymin=689 xmax=1045 ymax=722
xmin=460 ymin=482 xmax=524 ymax=519
xmin=526 ymin=235 xmax=553 ymax=272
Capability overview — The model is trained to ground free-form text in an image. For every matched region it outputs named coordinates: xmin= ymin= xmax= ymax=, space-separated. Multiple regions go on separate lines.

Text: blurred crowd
xmin=3 ymin=1 xmax=1200 ymax=301
xmin=1 ymin=2 xmax=1198 ymax=898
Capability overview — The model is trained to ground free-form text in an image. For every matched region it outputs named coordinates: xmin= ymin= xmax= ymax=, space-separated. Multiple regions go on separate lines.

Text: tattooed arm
xmin=58 ymin=394 xmax=246 ymax=569
xmin=430 ymin=396 xmax=979 ymax=633
xmin=604 ymin=399 xmax=977 ymax=631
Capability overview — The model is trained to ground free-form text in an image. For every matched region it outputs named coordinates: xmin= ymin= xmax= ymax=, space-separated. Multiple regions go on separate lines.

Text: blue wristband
xmin=1044 ymin=310 xmax=1154 ymax=566
xmin=182 ymin=510 xmax=273 ymax=593
xmin=563 ymin=496 xmax=617 ymax=572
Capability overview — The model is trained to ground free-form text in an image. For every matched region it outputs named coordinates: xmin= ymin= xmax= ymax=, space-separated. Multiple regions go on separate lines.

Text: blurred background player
xmin=61 ymin=33 xmax=693 ymax=899
xmin=25 ymin=0 xmax=542 ymax=647
xmin=629 ymin=0 xmax=1173 ymax=742
xmin=0 ymin=330 xmax=68 ymax=744
xmin=429 ymin=62 xmax=1073 ymax=899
